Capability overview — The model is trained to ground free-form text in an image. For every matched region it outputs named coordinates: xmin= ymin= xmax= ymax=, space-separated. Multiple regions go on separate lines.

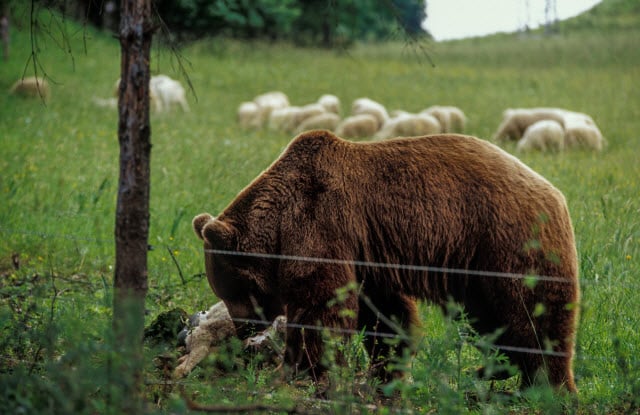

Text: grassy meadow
xmin=1 ymin=2 xmax=639 ymax=414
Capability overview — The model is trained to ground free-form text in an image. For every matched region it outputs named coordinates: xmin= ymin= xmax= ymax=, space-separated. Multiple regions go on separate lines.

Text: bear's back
xmin=284 ymin=131 xmax=561 ymax=202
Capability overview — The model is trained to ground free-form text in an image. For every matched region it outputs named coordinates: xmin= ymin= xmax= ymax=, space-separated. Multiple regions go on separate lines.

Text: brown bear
xmin=192 ymin=130 xmax=579 ymax=392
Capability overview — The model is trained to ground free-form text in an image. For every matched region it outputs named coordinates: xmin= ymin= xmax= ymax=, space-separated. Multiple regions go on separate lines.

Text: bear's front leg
xmin=284 ymin=292 xmax=359 ymax=383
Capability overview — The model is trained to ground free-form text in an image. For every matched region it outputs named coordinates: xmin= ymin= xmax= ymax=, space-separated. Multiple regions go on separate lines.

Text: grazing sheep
xmin=317 ymin=94 xmax=341 ymax=114
xmin=150 ymin=75 xmax=189 ymax=112
xmin=563 ymin=112 xmax=605 ymax=151
xmin=493 ymin=108 xmax=566 ymax=142
xmin=174 ymin=302 xmax=286 ymax=378
xmin=9 ymin=76 xmax=50 ymax=101
xmin=422 ymin=105 xmax=467 ymax=133
xmin=335 ymin=113 xmax=380 ymax=139
xmin=516 ymin=119 xmax=565 ymax=153
xmin=237 ymin=101 xmax=262 ymax=130
xmin=445 ymin=106 xmax=467 ymax=133
xmin=374 ymin=112 xmax=441 ymax=140
xmin=268 ymin=103 xmax=326 ymax=133
xmin=294 ymin=112 xmax=341 ymax=134
xmin=254 ymin=91 xmax=290 ymax=110
xmin=351 ymin=98 xmax=389 ymax=129
xmin=253 ymin=91 xmax=290 ymax=125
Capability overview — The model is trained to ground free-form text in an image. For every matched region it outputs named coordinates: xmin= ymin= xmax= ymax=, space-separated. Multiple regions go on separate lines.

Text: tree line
xmin=57 ymin=0 xmax=429 ymax=47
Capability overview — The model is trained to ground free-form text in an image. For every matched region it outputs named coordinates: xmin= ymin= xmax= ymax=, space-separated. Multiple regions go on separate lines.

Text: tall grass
xmin=1 ymin=4 xmax=639 ymax=414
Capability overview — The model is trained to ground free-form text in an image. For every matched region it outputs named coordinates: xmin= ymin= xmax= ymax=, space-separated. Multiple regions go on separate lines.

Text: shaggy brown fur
xmin=193 ymin=130 xmax=580 ymax=392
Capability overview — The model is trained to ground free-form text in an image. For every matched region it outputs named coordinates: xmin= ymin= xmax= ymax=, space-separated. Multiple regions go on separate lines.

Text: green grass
xmin=1 ymin=2 xmax=639 ymax=413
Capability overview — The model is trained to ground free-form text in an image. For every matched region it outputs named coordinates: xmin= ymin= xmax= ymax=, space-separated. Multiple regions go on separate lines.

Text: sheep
xmin=253 ymin=91 xmax=290 ymax=125
xmin=563 ymin=111 xmax=605 ymax=151
xmin=268 ymin=103 xmax=326 ymax=133
xmin=253 ymin=90 xmax=290 ymax=110
xmin=351 ymin=98 xmax=389 ymax=130
xmin=9 ymin=76 xmax=50 ymax=101
xmin=493 ymin=107 xmax=566 ymax=142
xmin=374 ymin=112 xmax=441 ymax=140
xmin=335 ymin=113 xmax=380 ymax=139
xmin=237 ymin=101 xmax=262 ymax=130
xmin=294 ymin=112 xmax=341 ymax=134
xmin=516 ymin=119 xmax=565 ymax=153
xmin=422 ymin=105 xmax=467 ymax=133
xmin=174 ymin=302 xmax=286 ymax=379
xmin=317 ymin=94 xmax=341 ymax=114
xmin=150 ymin=74 xmax=189 ymax=112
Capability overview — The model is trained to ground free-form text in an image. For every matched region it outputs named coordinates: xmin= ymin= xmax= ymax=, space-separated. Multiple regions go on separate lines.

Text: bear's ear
xmin=201 ymin=218 xmax=238 ymax=250
xmin=192 ymin=213 xmax=214 ymax=240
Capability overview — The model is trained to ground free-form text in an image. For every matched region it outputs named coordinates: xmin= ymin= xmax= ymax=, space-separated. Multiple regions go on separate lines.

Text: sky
xmin=423 ymin=0 xmax=603 ymax=41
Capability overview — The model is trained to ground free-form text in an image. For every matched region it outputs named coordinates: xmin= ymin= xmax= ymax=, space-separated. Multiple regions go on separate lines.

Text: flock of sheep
xmin=494 ymin=107 xmax=605 ymax=152
xmin=237 ymin=90 xmax=605 ymax=152
xmin=237 ymin=91 xmax=467 ymax=140
xmin=9 ymin=74 xmax=190 ymax=114
xmin=9 ymin=77 xmax=605 ymax=152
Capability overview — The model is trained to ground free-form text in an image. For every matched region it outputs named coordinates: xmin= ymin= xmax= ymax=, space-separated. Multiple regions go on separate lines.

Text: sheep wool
xmin=493 ymin=108 xmax=566 ymax=142
xmin=335 ymin=114 xmax=380 ymax=139
xmin=375 ymin=112 xmax=441 ymax=140
xmin=421 ymin=106 xmax=467 ymax=133
xmin=294 ymin=112 xmax=341 ymax=134
xmin=351 ymin=97 xmax=389 ymax=129
xmin=173 ymin=302 xmax=235 ymax=379
xmin=517 ymin=119 xmax=565 ymax=153
xmin=563 ymin=112 xmax=605 ymax=151
xmin=237 ymin=101 xmax=262 ymax=130
xmin=150 ymin=75 xmax=189 ymax=112
xmin=9 ymin=76 xmax=50 ymax=101
xmin=317 ymin=94 xmax=341 ymax=114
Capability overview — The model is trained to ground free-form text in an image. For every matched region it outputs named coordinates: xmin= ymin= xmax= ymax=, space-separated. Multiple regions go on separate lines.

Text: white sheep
xmin=335 ymin=114 xmax=380 ymax=139
xmin=374 ymin=112 xmax=441 ymax=140
xmin=422 ymin=105 xmax=466 ymax=133
xmin=317 ymin=94 xmax=341 ymax=114
xmin=294 ymin=112 xmax=341 ymax=134
xmin=253 ymin=91 xmax=290 ymax=125
xmin=563 ymin=111 xmax=605 ymax=151
xmin=253 ymin=91 xmax=290 ymax=110
xmin=493 ymin=107 xmax=566 ymax=142
xmin=516 ymin=119 xmax=565 ymax=153
xmin=150 ymin=75 xmax=189 ymax=112
xmin=9 ymin=76 xmax=50 ymax=101
xmin=351 ymin=98 xmax=389 ymax=130
xmin=237 ymin=101 xmax=262 ymax=130
xmin=268 ymin=103 xmax=326 ymax=133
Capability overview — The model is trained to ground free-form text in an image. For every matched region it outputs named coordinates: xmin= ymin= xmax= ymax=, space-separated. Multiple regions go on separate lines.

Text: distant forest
xmin=26 ymin=0 xmax=429 ymax=47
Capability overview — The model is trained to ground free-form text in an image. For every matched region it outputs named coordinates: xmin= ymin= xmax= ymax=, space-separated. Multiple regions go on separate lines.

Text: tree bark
xmin=112 ymin=0 xmax=152 ymax=411
xmin=1 ymin=3 xmax=9 ymax=61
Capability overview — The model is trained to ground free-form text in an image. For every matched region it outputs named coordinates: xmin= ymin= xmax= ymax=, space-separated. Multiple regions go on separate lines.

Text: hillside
xmin=557 ymin=0 xmax=640 ymax=31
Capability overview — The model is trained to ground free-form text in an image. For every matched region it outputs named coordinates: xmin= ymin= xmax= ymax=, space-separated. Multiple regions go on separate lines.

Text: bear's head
xmin=192 ymin=213 xmax=284 ymax=338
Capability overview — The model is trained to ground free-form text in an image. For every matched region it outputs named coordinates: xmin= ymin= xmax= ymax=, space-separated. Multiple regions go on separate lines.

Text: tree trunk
xmin=1 ymin=3 xmax=9 ymax=61
xmin=112 ymin=0 xmax=152 ymax=411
